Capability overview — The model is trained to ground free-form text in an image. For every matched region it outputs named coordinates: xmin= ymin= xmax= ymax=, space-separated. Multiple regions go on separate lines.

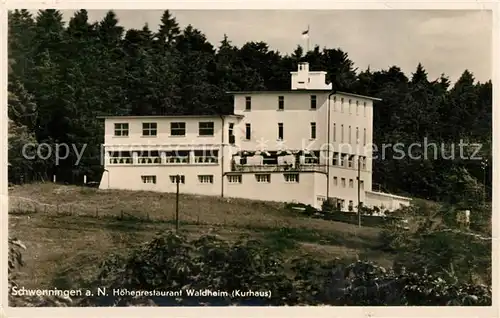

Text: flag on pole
xmin=301 ymin=26 xmax=309 ymax=38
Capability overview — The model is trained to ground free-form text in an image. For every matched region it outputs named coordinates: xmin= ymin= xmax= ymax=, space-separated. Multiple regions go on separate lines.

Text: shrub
xmin=321 ymin=198 xmax=336 ymax=212
xmin=78 ymin=231 xmax=491 ymax=306
xmin=9 ymin=232 xmax=491 ymax=307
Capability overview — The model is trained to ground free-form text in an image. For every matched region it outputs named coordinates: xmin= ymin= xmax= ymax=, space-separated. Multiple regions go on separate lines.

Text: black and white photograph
xmin=5 ymin=7 xmax=494 ymax=309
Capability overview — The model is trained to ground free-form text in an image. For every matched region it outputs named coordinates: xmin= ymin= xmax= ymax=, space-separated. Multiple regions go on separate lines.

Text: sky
xmin=56 ymin=9 xmax=491 ymax=84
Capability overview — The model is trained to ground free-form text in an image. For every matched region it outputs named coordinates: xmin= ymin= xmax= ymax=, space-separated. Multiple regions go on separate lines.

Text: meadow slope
xmin=8 ymin=183 xmax=393 ymax=290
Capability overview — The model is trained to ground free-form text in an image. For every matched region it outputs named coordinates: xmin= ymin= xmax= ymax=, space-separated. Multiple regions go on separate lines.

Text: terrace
xmin=230 ymin=150 xmax=326 ymax=173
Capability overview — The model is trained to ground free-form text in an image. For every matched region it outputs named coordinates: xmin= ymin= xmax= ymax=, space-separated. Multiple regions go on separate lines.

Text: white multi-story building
xmin=98 ymin=62 xmax=411 ymax=211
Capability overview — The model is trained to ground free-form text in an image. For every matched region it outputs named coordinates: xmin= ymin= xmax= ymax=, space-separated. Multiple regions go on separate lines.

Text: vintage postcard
xmin=2 ymin=3 xmax=497 ymax=318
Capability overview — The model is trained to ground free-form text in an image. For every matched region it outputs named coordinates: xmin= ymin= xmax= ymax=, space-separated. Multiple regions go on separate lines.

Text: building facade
xmin=98 ymin=62 xmax=411 ymax=211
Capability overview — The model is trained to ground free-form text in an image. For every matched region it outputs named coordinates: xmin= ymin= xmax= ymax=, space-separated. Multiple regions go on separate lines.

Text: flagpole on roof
xmin=307 ymin=24 xmax=310 ymax=52
xmin=301 ymin=25 xmax=310 ymax=53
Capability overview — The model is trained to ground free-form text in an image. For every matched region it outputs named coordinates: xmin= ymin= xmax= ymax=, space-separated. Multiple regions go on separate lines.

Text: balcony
xmin=232 ymin=163 xmax=327 ymax=173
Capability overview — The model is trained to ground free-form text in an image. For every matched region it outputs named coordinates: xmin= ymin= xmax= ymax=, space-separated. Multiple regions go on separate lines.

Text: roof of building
xmin=96 ymin=114 xmax=244 ymax=119
xmin=225 ymin=90 xmax=382 ymax=101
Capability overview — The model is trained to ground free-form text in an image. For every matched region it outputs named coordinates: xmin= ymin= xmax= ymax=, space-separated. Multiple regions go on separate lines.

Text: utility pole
xmin=175 ymin=174 xmax=180 ymax=232
xmin=357 ymin=156 xmax=361 ymax=228
xmin=481 ymin=159 xmax=488 ymax=205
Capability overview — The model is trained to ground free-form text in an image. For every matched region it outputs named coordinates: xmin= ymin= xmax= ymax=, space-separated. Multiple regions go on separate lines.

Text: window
xmin=349 ymin=179 xmax=354 ymax=188
xmin=348 ymin=155 xmax=354 ymax=168
xmin=341 ymin=178 xmax=346 ymax=188
xmin=114 ymin=123 xmax=129 ymax=136
xmin=349 ymin=99 xmax=352 ymax=114
xmin=332 ymin=152 xmax=339 ymax=166
xmin=228 ymin=123 xmax=235 ymax=144
xmin=304 ymin=151 xmax=320 ymax=164
xmin=349 ymin=126 xmax=352 ymax=144
xmin=340 ymin=98 xmax=344 ymax=113
xmin=310 ymin=95 xmax=317 ymax=109
xmin=141 ymin=175 xmax=156 ymax=184
xmin=310 ymin=122 xmax=316 ymax=139
xmin=333 ymin=176 xmax=338 ymax=186
xmin=108 ymin=151 xmax=133 ymax=164
xmin=228 ymin=175 xmax=242 ymax=183
xmin=170 ymin=175 xmax=185 ymax=184
xmin=333 ymin=123 xmax=336 ymax=142
xmin=170 ymin=122 xmax=186 ymax=136
xmin=348 ymin=200 xmax=354 ymax=212
xmin=340 ymin=154 xmax=347 ymax=167
xmin=165 ymin=150 xmax=189 ymax=163
xmin=284 ymin=173 xmax=299 ymax=183
xmin=245 ymin=123 xmax=251 ymax=140
xmin=361 ymin=157 xmax=367 ymax=170
xmin=198 ymin=175 xmax=214 ymax=184
xmin=356 ymin=101 xmax=359 ymax=115
xmin=341 ymin=125 xmax=344 ymax=143
xmin=256 ymin=174 xmax=271 ymax=183
xmin=363 ymin=102 xmax=367 ymax=116
xmin=356 ymin=127 xmax=359 ymax=144
xmin=263 ymin=153 xmax=278 ymax=165
xmin=245 ymin=96 xmax=251 ymax=110
xmin=142 ymin=122 xmax=157 ymax=136
xmin=194 ymin=150 xmax=219 ymax=164
xmin=137 ymin=150 xmax=161 ymax=164
xmin=199 ymin=122 xmax=214 ymax=136
xmin=278 ymin=96 xmax=284 ymax=110
xmin=360 ymin=180 xmax=364 ymax=189
xmin=278 ymin=123 xmax=283 ymax=140
xmin=363 ymin=128 xmax=367 ymax=145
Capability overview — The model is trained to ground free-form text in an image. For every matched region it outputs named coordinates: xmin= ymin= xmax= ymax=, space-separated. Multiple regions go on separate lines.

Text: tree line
xmin=7 ymin=9 xmax=492 ymax=206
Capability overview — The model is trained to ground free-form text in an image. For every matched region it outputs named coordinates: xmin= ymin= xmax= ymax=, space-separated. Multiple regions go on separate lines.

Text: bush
xmin=78 ymin=231 xmax=490 ymax=306
xmin=379 ymin=203 xmax=492 ymax=286
xmin=321 ymin=198 xmax=336 ymax=212
xmin=9 ymin=232 xmax=491 ymax=306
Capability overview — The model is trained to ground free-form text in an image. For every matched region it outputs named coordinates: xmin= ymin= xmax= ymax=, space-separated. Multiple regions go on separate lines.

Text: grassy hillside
xmin=8 ymin=183 xmax=393 ymax=291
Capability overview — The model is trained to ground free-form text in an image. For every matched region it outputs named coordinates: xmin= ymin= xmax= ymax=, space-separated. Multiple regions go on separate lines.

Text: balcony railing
xmin=166 ymin=156 xmax=190 ymax=164
xmin=232 ymin=163 xmax=328 ymax=173
xmin=138 ymin=157 xmax=161 ymax=164
xmin=194 ymin=156 xmax=218 ymax=164
xmin=108 ymin=156 xmax=219 ymax=165
xmin=109 ymin=157 xmax=133 ymax=164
